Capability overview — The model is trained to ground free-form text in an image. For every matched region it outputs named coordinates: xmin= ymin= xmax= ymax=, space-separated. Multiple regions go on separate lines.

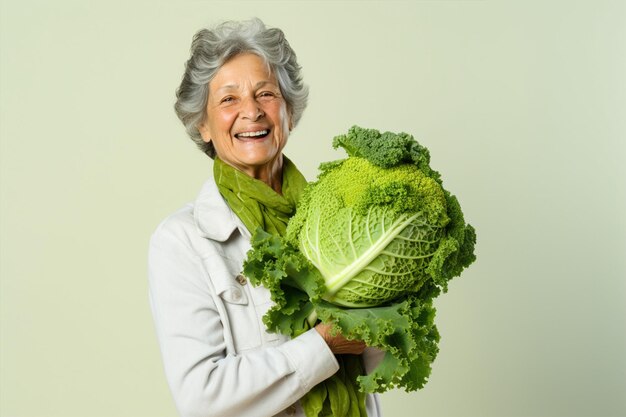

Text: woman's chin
xmin=233 ymin=144 xmax=282 ymax=167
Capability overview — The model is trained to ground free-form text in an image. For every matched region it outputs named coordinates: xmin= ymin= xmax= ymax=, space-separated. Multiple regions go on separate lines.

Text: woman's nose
xmin=240 ymin=96 xmax=264 ymax=120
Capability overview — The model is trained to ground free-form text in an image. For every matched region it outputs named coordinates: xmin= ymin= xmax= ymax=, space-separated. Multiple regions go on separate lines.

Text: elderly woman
xmin=148 ymin=19 xmax=382 ymax=417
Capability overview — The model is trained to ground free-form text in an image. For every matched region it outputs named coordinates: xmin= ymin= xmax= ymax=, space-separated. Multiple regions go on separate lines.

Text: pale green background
xmin=1 ymin=1 xmax=624 ymax=416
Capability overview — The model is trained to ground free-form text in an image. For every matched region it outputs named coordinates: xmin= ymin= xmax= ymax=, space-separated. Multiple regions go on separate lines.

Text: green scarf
xmin=213 ymin=156 xmax=307 ymax=237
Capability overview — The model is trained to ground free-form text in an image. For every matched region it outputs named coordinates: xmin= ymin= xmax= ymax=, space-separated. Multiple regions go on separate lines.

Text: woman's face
xmin=199 ymin=53 xmax=292 ymax=177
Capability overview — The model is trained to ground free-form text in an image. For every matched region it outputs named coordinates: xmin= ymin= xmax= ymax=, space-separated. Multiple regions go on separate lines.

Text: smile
xmin=235 ymin=130 xmax=269 ymax=139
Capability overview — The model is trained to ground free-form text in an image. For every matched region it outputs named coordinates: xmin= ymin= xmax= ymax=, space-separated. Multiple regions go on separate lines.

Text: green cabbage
xmin=243 ymin=126 xmax=476 ymax=416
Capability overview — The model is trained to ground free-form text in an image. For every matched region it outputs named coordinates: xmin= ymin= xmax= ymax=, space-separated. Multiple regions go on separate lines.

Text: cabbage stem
xmin=306 ymin=309 xmax=318 ymax=328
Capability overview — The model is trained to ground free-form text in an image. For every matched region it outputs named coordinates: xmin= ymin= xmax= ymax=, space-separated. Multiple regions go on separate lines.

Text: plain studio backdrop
xmin=1 ymin=1 xmax=625 ymax=416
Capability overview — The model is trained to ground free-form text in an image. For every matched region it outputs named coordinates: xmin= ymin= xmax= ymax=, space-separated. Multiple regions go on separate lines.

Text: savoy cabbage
xmin=243 ymin=126 xmax=476 ymax=416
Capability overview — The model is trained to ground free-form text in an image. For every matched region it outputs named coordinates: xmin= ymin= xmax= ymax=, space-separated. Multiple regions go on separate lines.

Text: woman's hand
xmin=315 ymin=323 xmax=366 ymax=355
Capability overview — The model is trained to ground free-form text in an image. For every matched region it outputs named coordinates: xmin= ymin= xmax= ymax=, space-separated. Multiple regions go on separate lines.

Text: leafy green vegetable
xmin=243 ymin=126 xmax=476 ymax=416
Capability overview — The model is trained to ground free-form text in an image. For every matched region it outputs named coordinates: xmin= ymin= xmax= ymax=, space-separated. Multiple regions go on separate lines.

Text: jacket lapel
xmin=193 ymin=178 xmax=250 ymax=242
xmin=193 ymin=178 xmax=250 ymax=305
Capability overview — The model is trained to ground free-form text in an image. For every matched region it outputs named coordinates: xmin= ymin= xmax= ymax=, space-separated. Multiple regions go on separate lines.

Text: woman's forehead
xmin=210 ymin=53 xmax=277 ymax=90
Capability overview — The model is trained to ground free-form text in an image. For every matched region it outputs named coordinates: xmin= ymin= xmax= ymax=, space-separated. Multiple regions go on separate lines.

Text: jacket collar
xmin=193 ymin=178 xmax=250 ymax=242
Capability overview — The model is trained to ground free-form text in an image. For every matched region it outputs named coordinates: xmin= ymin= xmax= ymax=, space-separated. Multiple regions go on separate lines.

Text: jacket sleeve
xmin=148 ymin=223 xmax=339 ymax=417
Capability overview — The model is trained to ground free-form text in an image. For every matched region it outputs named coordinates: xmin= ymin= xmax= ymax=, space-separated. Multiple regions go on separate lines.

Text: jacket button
xmin=236 ymin=274 xmax=247 ymax=286
xmin=231 ymin=288 xmax=242 ymax=301
xmin=286 ymin=404 xmax=297 ymax=415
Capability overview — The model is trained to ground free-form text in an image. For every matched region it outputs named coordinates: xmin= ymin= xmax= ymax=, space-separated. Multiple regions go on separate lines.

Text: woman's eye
xmin=258 ymin=91 xmax=275 ymax=99
xmin=221 ymin=96 xmax=235 ymax=104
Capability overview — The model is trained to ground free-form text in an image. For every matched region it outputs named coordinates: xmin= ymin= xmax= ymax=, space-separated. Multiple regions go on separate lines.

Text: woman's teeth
xmin=236 ymin=130 xmax=268 ymax=138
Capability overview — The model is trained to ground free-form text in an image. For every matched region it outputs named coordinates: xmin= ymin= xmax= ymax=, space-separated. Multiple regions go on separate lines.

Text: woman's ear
xmin=198 ymin=122 xmax=211 ymax=143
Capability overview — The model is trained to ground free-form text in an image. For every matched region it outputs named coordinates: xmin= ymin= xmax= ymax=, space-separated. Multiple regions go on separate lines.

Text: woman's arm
xmin=148 ymin=222 xmax=339 ymax=417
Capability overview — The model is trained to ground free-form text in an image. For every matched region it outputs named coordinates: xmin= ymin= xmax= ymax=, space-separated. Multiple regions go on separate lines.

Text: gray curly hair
xmin=174 ymin=18 xmax=309 ymax=158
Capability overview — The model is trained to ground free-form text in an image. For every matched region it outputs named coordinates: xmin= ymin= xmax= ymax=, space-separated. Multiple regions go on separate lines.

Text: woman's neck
xmin=234 ymin=154 xmax=284 ymax=195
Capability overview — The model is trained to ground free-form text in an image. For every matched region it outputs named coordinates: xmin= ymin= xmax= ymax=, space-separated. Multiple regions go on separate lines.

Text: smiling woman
xmin=198 ymin=53 xmax=292 ymax=191
xmin=148 ymin=18 xmax=383 ymax=417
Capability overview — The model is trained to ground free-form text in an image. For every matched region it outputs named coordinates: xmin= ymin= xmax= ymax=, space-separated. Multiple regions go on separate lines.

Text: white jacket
xmin=148 ymin=177 xmax=382 ymax=417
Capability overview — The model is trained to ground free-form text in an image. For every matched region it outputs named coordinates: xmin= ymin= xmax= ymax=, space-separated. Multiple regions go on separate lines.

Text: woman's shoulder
xmin=149 ymin=202 xmax=198 ymax=253
xmin=151 ymin=179 xmax=214 ymax=238
xmin=149 ymin=178 xmax=241 ymax=256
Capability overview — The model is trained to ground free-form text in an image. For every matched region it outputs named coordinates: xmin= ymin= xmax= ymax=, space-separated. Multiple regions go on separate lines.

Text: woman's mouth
xmin=235 ymin=130 xmax=269 ymax=139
